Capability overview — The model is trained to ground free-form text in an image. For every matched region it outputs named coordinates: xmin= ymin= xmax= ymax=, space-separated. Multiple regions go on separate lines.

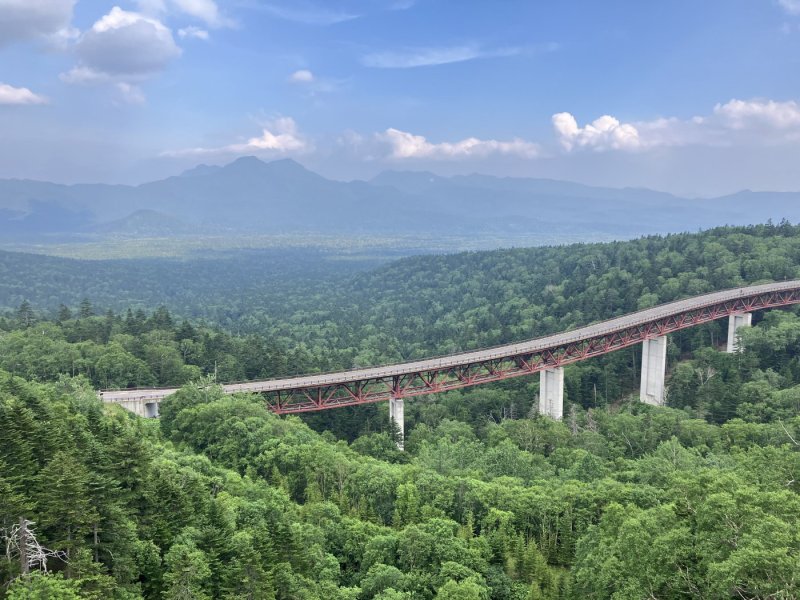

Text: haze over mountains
xmin=1 ymin=156 xmax=799 ymax=240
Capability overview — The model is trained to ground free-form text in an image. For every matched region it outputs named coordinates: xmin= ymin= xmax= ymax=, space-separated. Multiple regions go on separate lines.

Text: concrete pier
xmin=726 ymin=312 xmax=752 ymax=353
xmin=539 ymin=367 xmax=564 ymax=420
xmin=640 ymin=336 xmax=667 ymax=406
xmin=389 ymin=396 xmax=405 ymax=450
xmin=105 ymin=397 xmax=160 ymax=418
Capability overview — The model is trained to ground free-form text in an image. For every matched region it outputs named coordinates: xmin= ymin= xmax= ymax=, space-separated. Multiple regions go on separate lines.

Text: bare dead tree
xmin=778 ymin=419 xmax=800 ymax=447
xmin=527 ymin=395 xmax=540 ymax=419
xmin=696 ymin=366 xmax=717 ymax=387
xmin=2 ymin=518 xmax=66 ymax=576
xmin=567 ymin=404 xmax=580 ymax=436
xmin=585 ymin=408 xmax=598 ymax=433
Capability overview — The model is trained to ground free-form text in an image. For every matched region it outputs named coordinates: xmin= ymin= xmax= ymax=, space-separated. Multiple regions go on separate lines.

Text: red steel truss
xmin=265 ymin=286 xmax=800 ymax=414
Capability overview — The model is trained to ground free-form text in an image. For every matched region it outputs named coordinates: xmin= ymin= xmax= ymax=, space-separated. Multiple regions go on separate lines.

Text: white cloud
xmin=553 ymin=113 xmax=642 ymax=151
xmin=60 ymin=66 xmax=110 ymax=84
xmin=116 ymin=82 xmax=146 ymax=105
xmin=713 ymin=98 xmax=800 ymax=130
xmin=61 ymin=7 xmax=181 ymax=86
xmin=253 ymin=3 xmax=359 ymax=25
xmin=289 ymin=69 xmax=315 ymax=83
xmin=553 ymin=98 xmax=800 ymax=154
xmin=137 ymin=0 xmax=232 ymax=27
xmin=0 ymin=0 xmax=76 ymax=47
xmin=0 ymin=83 xmax=48 ymax=105
xmin=178 ymin=25 xmax=209 ymax=39
xmin=163 ymin=117 xmax=311 ymax=156
xmin=362 ymin=44 xmax=523 ymax=68
xmin=779 ymin=0 xmax=800 ymax=15
xmin=288 ymin=70 xmax=345 ymax=94
xmin=171 ymin=0 xmax=227 ymax=26
xmin=379 ymin=128 xmax=540 ymax=159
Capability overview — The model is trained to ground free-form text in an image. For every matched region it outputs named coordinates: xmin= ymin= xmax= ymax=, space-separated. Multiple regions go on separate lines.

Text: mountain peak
xmin=227 ymin=155 xmax=267 ymax=168
xmin=180 ymin=163 xmax=222 ymax=178
xmin=222 ymin=156 xmax=312 ymax=175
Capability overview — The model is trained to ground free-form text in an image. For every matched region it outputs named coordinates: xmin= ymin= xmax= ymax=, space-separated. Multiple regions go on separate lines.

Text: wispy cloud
xmin=137 ymin=0 xmax=235 ymax=28
xmin=178 ymin=26 xmax=210 ymax=40
xmin=388 ymin=0 xmax=417 ymax=9
xmin=779 ymin=0 xmax=800 ymax=15
xmin=242 ymin=1 xmax=359 ymax=25
xmin=362 ymin=43 xmax=553 ymax=68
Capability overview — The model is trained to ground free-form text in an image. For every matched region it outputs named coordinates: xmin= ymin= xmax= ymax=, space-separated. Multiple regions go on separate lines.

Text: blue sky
xmin=1 ymin=0 xmax=800 ymax=195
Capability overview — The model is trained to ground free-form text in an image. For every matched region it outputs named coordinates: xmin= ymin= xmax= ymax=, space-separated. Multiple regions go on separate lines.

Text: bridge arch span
xmin=101 ymin=280 xmax=800 ymax=419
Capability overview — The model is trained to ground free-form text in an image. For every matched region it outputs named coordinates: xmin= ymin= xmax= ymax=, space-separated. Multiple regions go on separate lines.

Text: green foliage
xmin=3 ymin=225 xmax=800 ymax=598
xmin=6 ymin=573 xmax=81 ymax=600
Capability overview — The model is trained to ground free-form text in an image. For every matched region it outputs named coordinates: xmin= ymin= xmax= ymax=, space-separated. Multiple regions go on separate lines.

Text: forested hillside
xmin=3 ymin=314 xmax=800 ymax=598
xmin=4 ymin=222 xmax=800 ymax=415
xmin=3 ymin=222 xmax=798 ymax=348
xmin=3 ymin=223 xmax=800 ymax=598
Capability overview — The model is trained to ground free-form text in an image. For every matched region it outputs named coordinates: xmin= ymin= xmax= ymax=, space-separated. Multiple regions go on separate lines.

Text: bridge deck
xmin=100 ymin=280 xmax=800 ymax=405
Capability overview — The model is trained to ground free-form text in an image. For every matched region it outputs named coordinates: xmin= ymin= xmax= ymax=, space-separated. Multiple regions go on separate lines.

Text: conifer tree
xmin=16 ymin=301 xmax=35 ymax=329
xmin=79 ymin=298 xmax=94 ymax=319
xmin=35 ymin=451 xmax=98 ymax=570
xmin=57 ymin=304 xmax=72 ymax=323
xmin=162 ymin=540 xmax=212 ymax=600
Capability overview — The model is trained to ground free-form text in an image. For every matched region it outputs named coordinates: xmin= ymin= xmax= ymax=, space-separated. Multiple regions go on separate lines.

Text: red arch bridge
xmin=101 ymin=280 xmax=800 ymax=446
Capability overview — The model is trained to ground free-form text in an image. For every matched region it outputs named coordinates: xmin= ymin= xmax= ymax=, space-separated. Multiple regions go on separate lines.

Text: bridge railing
xmin=100 ymin=279 xmax=800 ymax=396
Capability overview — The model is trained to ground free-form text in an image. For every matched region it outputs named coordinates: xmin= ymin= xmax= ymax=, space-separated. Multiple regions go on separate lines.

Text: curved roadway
xmin=100 ymin=280 xmax=800 ymax=404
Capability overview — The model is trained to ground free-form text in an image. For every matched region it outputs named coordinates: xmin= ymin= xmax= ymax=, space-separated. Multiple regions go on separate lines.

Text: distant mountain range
xmin=1 ymin=156 xmax=799 ymax=239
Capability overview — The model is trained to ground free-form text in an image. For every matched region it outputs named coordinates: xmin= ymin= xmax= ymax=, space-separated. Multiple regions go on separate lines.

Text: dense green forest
xmin=2 ymin=223 xmax=800 ymax=598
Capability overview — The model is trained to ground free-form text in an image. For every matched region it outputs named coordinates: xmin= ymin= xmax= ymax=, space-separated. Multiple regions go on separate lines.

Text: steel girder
xmin=264 ymin=288 xmax=800 ymax=414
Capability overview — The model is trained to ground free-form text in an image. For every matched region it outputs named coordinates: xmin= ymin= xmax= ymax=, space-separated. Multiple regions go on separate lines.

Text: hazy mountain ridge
xmin=2 ymin=156 xmax=799 ymax=239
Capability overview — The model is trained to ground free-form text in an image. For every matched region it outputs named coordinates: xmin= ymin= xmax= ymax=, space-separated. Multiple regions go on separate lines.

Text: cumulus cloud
xmin=713 ymin=98 xmax=800 ymax=130
xmin=379 ymin=128 xmax=540 ymax=159
xmin=163 ymin=117 xmax=311 ymax=156
xmin=553 ymin=98 xmax=800 ymax=153
xmin=779 ymin=0 xmax=800 ymax=15
xmin=552 ymin=113 xmax=642 ymax=151
xmin=0 ymin=0 xmax=76 ymax=47
xmin=178 ymin=25 xmax=209 ymax=39
xmin=289 ymin=69 xmax=315 ymax=83
xmin=60 ymin=7 xmax=181 ymax=93
xmin=0 ymin=83 xmax=48 ymax=105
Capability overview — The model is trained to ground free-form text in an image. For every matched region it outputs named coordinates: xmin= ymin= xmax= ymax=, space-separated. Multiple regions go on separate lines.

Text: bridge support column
xmin=727 ymin=312 xmax=752 ymax=353
xmin=640 ymin=336 xmax=667 ymax=405
xmin=118 ymin=399 xmax=146 ymax=417
xmin=389 ymin=397 xmax=405 ymax=450
xmin=539 ymin=367 xmax=564 ymax=420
